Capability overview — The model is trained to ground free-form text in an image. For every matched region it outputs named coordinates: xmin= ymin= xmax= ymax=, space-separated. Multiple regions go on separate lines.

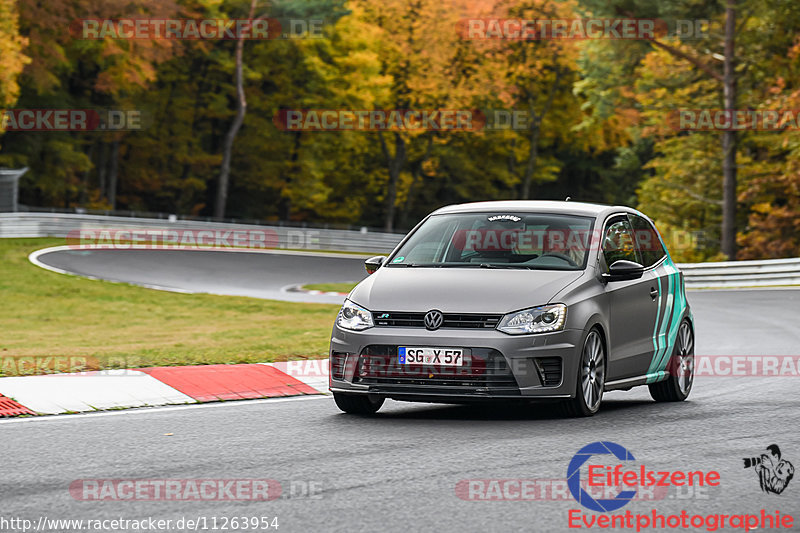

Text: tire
xmin=561 ymin=328 xmax=605 ymax=417
xmin=333 ymin=392 xmax=385 ymax=414
xmin=649 ymin=319 xmax=694 ymax=402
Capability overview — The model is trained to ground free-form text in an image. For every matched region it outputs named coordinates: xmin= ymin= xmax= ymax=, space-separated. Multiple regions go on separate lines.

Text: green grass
xmin=0 ymin=238 xmax=338 ymax=376
xmin=301 ymin=282 xmax=359 ymax=293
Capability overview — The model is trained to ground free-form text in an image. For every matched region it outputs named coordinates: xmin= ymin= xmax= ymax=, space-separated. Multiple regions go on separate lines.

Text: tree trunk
xmin=278 ymin=131 xmax=303 ymax=220
xmin=379 ymin=131 xmax=407 ymax=232
xmin=520 ymin=117 xmax=541 ymax=199
xmin=648 ymin=8 xmax=737 ymax=259
xmin=80 ymin=142 xmax=95 ymax=205
xmin=519 ymin=64 xmax=561 ymax=200
xmin=214 ymin=0 xmax=257 ymax=219
xmin=507 ymin=137 xmax=516 ymax=177
xmin=98 ymin=141 xmax=108 ymax=200
xmin=399 ymin=167 xmax=420 ymax=230
xmin=108 ymin=140 xmax=119 ymax=210
xmin=399 ymin=134 xmax=434 ymax=229
xmin=721 ymin=0 xmax=737 ymax=259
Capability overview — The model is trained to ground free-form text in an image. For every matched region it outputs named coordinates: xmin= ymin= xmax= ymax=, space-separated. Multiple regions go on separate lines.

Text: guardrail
xmin=0 ymin=212 xmax=404 ymax=254
xmin=676 ymin=257 xmax=800 ymax=288
xmin=18 ymin=204 xmax=388 ymax=233
xmin=1 ymin=212 xmax=798 ymax=288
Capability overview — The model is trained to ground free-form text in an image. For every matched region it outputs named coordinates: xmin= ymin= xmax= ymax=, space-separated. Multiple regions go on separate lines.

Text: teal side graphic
xmin=664 ymin=260 xmax=688 ymax=369
xmin=646 ymin=258 xmax=688 ymax=383
xmin=648 ymin=275 xmax=663 ymax=376
xmin=646 ymin=269 xmax=673 ymax=381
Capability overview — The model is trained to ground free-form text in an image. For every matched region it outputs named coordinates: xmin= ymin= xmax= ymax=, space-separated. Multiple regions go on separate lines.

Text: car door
xmin=628 ymin=213 xmax=685 ymax=381
xmin=602 ymin=215 xmax=660 ymax=380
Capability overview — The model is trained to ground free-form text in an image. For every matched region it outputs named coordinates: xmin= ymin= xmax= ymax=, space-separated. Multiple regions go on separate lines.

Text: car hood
xmin=349 ymin=267 xmax=585 ymax=314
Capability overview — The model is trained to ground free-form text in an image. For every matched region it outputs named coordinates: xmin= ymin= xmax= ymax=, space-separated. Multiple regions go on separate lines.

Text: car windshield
xmin=387 ymin=212 xmax=595 ymax=270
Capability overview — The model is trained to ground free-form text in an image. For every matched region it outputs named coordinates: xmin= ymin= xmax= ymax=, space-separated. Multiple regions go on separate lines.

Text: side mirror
xmin=602 ymin=260 xmax=644 ymax=282
xmin=364 ymin=256 xmax=386 ymax=275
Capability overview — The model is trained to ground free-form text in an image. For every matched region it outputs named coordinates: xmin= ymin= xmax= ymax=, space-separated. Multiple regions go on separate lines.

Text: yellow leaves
xmin=16 ymin=0 xmax=185 ymax=97
xmin=348 ymin=0 xmax=492 ymax=110
xmin=0 ymin=0 xmax=30 ymax=116
xmin=752 ymin=202 xmax=773 ymax=215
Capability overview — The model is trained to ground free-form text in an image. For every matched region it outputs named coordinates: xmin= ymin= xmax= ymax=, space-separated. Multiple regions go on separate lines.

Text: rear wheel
xmin=333 ymin=392 xmax=384 ymax=414
xmin=649 ymin=319 xmax=694 ymax=402
xmin=561 ymin=328 xmax=605 ymax=417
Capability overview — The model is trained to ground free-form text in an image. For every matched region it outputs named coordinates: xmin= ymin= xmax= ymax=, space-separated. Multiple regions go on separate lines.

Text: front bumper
xmin=329 ymin=325 xmax=583 ymax=401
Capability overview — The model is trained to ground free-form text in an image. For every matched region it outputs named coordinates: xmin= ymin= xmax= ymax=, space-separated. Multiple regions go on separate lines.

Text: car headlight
xmin=497 ymin=304 xmax=567 ymax=335
xmin=336 ymin=299 xmax=374 ymax=331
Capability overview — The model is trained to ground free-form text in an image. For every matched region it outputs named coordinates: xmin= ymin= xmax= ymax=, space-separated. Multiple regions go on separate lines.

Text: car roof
xmin=431 ymin=200 xmax=639 ymax=219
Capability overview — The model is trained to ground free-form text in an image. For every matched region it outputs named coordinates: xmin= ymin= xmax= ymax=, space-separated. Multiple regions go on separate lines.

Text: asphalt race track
xmin=6 ymin=248 xmax=800 ymax=532
xmin=33 ymin=247 xmax=368 ymax=303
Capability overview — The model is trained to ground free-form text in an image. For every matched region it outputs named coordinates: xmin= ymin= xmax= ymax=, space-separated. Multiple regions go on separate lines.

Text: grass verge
xmin=300 ymin=282 xmax=359 ymax=293
xmin=0 ymin=238 xmax=337 ymax=376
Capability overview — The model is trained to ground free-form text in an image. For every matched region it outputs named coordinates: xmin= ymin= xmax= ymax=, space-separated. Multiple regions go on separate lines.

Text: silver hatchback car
xmin=329 ymin=201 xmax=694 ymax=416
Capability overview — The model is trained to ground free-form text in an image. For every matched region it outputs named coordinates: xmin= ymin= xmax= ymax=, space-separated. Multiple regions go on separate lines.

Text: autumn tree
xmin=0 ymin=0 xmax=29 ymax=138
xmin=2 ymin=0 xmax=185 ymax=207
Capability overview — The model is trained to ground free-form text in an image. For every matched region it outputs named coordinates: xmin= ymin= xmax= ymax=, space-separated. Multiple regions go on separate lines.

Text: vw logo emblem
xmin=424 ymin=310 xmax=444 ymax=330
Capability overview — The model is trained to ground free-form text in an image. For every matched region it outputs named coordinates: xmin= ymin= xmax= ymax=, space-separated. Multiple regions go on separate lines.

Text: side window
xmin=629 ymin=214 xmax=666 ymax=267
xmin=602 ymin=218 xmax=638 ymax=266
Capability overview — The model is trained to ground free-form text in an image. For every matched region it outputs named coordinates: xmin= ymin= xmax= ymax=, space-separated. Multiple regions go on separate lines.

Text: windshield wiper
xmin=477 ymin=263 xmax=534 ymax=269
xmin=389 ymin=262 xmax=534 ymax=269
xmin=388 ymin=263 xmax=444 ymax=267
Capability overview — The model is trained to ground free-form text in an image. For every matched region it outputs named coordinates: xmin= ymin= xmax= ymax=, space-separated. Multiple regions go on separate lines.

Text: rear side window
xmin=629 ymin=214 xmax=667 ymax=267
xmin=602 ymin=218 xmax=638 ymax=266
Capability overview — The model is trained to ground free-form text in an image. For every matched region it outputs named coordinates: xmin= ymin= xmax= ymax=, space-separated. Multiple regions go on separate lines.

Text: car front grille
xmin=372 ymin=312 xmax=501 ymax=329
xmin=352 ymin=345 xmax=519 ymax=394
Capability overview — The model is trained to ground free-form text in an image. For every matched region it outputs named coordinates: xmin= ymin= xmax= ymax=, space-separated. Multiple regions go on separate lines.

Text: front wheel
xmin=649 ymin=319 xmax=694 ymax=402
xmin=561 ymin=328 xmax=605 ymax=417
xmin=333 ymin=392 xmax=384 ymax=414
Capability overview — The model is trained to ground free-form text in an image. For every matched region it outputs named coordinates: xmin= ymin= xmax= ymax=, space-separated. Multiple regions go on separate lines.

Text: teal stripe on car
xmin=647 ymin=275 xmax=663 ymax=378
xmin=647 ymin=270 xmax=673 ymax=381
xmin=663 ymin=262 xmax=687 ymax=370
xmin=646 ymin=260 xmax=688 ymax=382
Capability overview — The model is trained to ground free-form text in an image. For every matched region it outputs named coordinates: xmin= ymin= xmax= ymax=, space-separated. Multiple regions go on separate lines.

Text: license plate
xmin=398 ymin=347 xmax=464 ymax=366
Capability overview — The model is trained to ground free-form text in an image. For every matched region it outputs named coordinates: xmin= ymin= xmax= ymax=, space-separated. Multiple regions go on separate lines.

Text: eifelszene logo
xmin=567 ymin=441 xmax=721 ymax=512
xmin=743 ymin=444 xmax=794 ymax=495
xmin=568 ymin=441 xmax=637 ymax=512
